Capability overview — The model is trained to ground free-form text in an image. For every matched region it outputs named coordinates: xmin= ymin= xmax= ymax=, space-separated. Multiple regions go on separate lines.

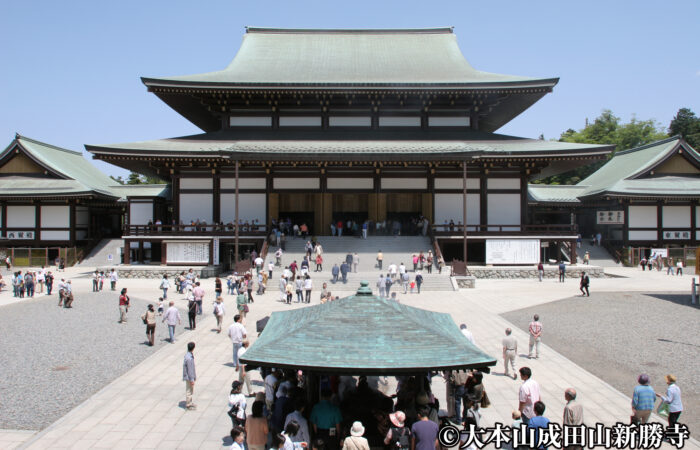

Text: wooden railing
xmin=432 ymin=223 xmax=577 ymax=236
xmin=126 ymin=224 xmax=268 ymax=236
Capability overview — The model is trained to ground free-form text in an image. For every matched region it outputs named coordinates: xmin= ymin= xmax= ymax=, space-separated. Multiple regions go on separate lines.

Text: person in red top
xmin=336 ymin=220 xmax=344 ymax=237
xmin=118 ymin=288 xmax=130 ymax=323
xmin=289 ymin=261 xmax=298 ymax=280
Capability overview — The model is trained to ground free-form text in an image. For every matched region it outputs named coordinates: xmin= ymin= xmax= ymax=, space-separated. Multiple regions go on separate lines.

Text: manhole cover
xmin=52 ymin=366 xmax=70 ymax=371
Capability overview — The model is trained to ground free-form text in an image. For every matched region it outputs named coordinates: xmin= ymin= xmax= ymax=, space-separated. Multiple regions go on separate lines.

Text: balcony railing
xmin=126 ymin=224 xmax=268 ymax=237
xmin=432 ymin=223 xmax=577 ymax=236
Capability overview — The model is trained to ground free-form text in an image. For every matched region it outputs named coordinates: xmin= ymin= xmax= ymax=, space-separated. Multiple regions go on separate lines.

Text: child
xmin=410 ymin=280 xmax=416 ymax=293
xmin=509 ymin=410 xmax=524 ymax=450
xmin=99 ymin=272 xmax=105 ymax=291
xmin=157 ymin=297 xmax=164 ymax=316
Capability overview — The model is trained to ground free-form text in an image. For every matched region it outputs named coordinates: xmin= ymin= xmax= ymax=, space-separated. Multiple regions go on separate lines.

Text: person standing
xmin=377 ymin=274 xmax=386 ymax=298
xmin=45 ymin=271 xmax=53 ymax=295
xmin=352 ymin=252 xmax=359 ymax=273
xmin=410 ymin=406 xmax=439 ymax=450
xmin=676 ymin=259 xmax=684 ymax=276
xmin=160 ymin=274 xmax=170 ymax=299
xmin=237 ymin=291 xmax=248 ymax=320
xmin=304 ymin=275 xmax=312 ymax=303
xmin=331 ymin=263 xmax=340 ymax=283
xmin=213 ymin=297 xmax=225 ymax=333
xmin=24 ymin=272 xmax=34 ymax=298
xmin=92 ymin=270 xmax=100 ymax=292
xmin=141 ymin=304 xmax=157 ymax=346
xmin=228 ymin=314 xmax=247 ymax=371
xmin=63 ymin=280 xmax=74 ymax=307
xmin=340 ymin=261 xmax=349 ymax=283
xmin=187 ymin=297 xmax=198 ymax=330
xmin=563 ymin=388 xmax=584 ymax=450
xmin=384 ymin=274 xmax=393 ymax=298
xmin=193 ymin=282 xmax=205 ymax=315
xmin=118 ymin=288 xmax=130 ymax=323
xmin=109 ymin=268 xmax=118 ymax=291
xmin=558 ymin=261 xmax=566 ymax=282
xmin=528 ymin=315 xmax=542 ymax=359
xmin=183 ymin=342 xmax=197 ymax=410
xmin=295 ymin=276 xmax=304 ymax=303
xmin=537 ymin=261 xmax=544 ymax=282
xmin=415 ymin=272 xmax=423 ymax=294
xmin=583 ymin=251 xmax=590 ymax=265
xmin=656 ymin=374 xmax=683 ymax=428
xmin=631 ymin=373 xmax=656 ymax=424
xmin=527 ymin=401 xmax=550 ymax=450
xmin=401 ymin=271 xmax=410 ymax=294
xmin=502 ymin=328 xmax=518 ymax=380
xmin=238 ymin=341 xmax=254 ymax=396
xmin=162 ymin=301 xmax=182 ymax=343
xmin=579 ymin=272 xmax=590 ymax=297
xmin=517 ymin=367 xmax=541 ymax=426
xmin=376 ymin=251 xmax=383 ymax=270
xmin=310 ymin=389 xmax=342 ymax=450
xmin=667 ymin=257 xmax=675 ymax=275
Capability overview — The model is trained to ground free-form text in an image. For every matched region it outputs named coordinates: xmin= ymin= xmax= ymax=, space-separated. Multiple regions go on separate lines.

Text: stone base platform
xmin=92 ymin=265 xmax=222 ymax=279
xmin=466 ymin=265 xmax=604 ymax=279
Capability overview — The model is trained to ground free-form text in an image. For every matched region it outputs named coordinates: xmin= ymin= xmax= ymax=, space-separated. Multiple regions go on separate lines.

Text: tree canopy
xmin=110 ymin=172 xmax=165 ymax=185
xmin=669 ymin=107 xmax=700 ymax=149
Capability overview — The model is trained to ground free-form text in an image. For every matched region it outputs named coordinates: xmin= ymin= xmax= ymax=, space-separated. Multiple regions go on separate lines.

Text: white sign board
xmin=166 ymin=241 xmax=210 ymax=264
xmin=107 ymin=254 xmax=113 ymax=261
xmin=213 ymin=237 xmax=220 ymax=266
xmin=486 ymin=239 xmax=540 ymax=265
xmin=597 ymin=210 xmax=625 ymax=225
xmin=663 ymin=231 xmax=691 ymax=240
xmin=650 ymin=248 xmax=667 ymax=258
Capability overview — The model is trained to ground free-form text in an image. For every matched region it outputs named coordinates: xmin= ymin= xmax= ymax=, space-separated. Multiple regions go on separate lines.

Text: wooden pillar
xmin=161 ymin=241 xmax=167 ymax=265
xmin=463 ymin=161 xmax=468 ymax=264
xmin=314 ymin=194 xmax=323 ymax=236
xmin=480 ymin=174 xmax=488 ymax=232
xmin=571 ymin=239 xmax=577 ymax=265
xmin=234 ymin=161 xmax=239 ymax=264
xmin=123 ymin=240 xmax=130 ymax=264
xmin=213 ymin=171 xmax=221 ymax=223
xmin=322 ymin=193 xmax=332 ymax=235
xmin=69 ymin=201 xmax=76 ymax=245
xmin=520 ymin=173 xmax=528 ymax=228
xmin=421 ymin=193 xmax=433 ymax=223
xmin=368 ymin=193 xmax=378 ymax=223
xmin=35 ymin=204 xmax=41 ymax=243
xmin=657 ymin=202 xmax=663 ymax=245
xmin=623 ymin=202 xmax=630 ymax=247
xmin=172 ymin=175 xmax=180 ymax=224
xmin=138 ymin=240 xmax=144 ymax=263
xmin=1 ymin=203 xmax=6 ymax=237
xmin=691 ymin=204 xmax=697 ymax=246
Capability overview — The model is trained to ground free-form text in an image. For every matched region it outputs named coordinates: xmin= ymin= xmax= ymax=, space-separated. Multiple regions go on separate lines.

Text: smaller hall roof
xmin=143 ymin=28 xmax=557 ymax=89
xmin=240 ymin=281 xmax=497 ymax=375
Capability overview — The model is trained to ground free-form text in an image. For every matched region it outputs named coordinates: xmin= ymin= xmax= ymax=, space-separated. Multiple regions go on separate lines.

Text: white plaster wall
xmin=41 ymin=230 xmax=70 ymax=240
xmin=129 ymin=202 xmax=153 ymax=225
xmin=180 ymin=193 xmax=213 ymax=223
xmin=220 ymin=193 xmax=266 ymax=223
xmin=279 ymin=116 xmax=322 ymax=127
xmin=273 ymin=178 xmax=320 ymax=190
xmin=434 ymin=193 xmax=480 ymax=226
xmin=487 ymin=194 xmax=521 ymax=225
xmin=628 ymin=205 xmax=657 ymax=228
xmin=180 ymin=178 xmax=213 ymax=190
xmin=629 ymin=230 xmax=657 ymax=240
xmin=487 ymin=178 xmax=521 ymax=190
xmin=662 ymin=206 xmax=690 ymax=228
xmin=378 ymin=116 xmax=421 ymax=127
xmin=327 ymin=178 xmax=374 ymax=189
xmin=229 ymin=116 xmax=272 ymax=127
xmin=428 ymin=116 xmax=470 ymax=127
xmin=7 ymin=205 xmax=35 ymax=227
xmin=40 ymin=205 xmax=69 ymax=227
xmin=220 ymin=178 xmax=266 ymax=189
xmin=381 ymin=178 xmax=428 ymax=190
xmin=434 ymin=178 xmax=480 ymax=190
xmin=329 ymin=116 xmax=371 ymax=127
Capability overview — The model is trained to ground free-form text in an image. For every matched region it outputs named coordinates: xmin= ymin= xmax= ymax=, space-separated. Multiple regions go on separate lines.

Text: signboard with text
xmin=486 ymin=239 xmax=540 ymax=264
xmin=597 ymin=210 xmax=624 ymax=225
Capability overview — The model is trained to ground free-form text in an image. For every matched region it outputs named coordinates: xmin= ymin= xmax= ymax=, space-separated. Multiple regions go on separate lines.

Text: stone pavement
xmin=2 ymin=265 xmax=698 ymax=449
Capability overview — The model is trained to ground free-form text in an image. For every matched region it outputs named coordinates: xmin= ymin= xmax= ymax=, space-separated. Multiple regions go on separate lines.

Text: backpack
xmin=391 ymin=427 xmax=410 ymax=449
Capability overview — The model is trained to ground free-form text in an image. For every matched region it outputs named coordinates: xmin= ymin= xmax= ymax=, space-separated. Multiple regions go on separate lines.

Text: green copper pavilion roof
xmin=240 ymin=281 xmax=496 ymax=375
xmin=143 ymin=28 xmax=557 ymax=89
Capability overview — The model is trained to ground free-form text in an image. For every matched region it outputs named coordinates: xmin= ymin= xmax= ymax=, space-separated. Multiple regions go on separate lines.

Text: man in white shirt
xmin=254 ymin=256 xmax=264 ymax=274
xmin=388 ymin=263 xmax=397 ymax=280
xmin=228 ymin=314 xmax=247 ymax=370
xmin=285 ymin=400 xmax=311 ymax=445
xmin=109 ymin=268 xmax=118 ymax=291
xmin=237 ymin=340 xmax=253 ymax=396
xmin=518 ymin=367 xmax=541 ymax=425
xmin=460 ymin=324 xmax=475 ymax=345
xmin=57 ymin=278 xmax=67 ymax=306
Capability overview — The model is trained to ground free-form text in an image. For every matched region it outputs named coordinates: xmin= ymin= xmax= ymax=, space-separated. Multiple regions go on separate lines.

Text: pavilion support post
xmin=462 ymin=161 xmax=468 ymax=265
xmin=234 ymin=161 xmax=239 ymax=265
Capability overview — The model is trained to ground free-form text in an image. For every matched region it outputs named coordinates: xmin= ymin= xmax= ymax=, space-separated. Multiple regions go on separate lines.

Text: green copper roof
xmin=143 ymin=28 xmax=557 ymax=89
xmin=527 ymin=184 xmax=585 ymax=204
xmin=110 ymin=184 xmax=170 ymax=201
xmin=0 ymin=178 xmax=110 ymax=198
xmin=598 ymin=176 xmax=700 ymax=198
xmin=240 ymin=281 xmax=496 ymax=375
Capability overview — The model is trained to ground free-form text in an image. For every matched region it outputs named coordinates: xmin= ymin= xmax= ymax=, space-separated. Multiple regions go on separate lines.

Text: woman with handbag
xmin=656 ymin=374 xmax=683 ymax=427
xmin=141 ymin=304 xmax=156 ymax=346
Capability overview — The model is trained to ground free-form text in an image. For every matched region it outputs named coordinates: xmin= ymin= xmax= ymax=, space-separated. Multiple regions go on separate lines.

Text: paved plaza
xmin=0 ymin=265 xmax=698 ymax=449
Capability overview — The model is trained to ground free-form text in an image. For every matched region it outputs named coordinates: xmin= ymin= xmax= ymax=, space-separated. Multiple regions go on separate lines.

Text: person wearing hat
xmin=342 ymin=421 xmax=369 ymax=450
xmin=631 ymin=373 xmax=656 ymax=424
xmin=656 ymin=374 xmax=683 ymax=427
xmin=384 ymin=411 xmax=411 ymax=449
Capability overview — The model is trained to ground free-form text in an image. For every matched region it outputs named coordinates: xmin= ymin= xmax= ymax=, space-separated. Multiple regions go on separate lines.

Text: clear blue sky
xmin=1 ymin=0 xmax=698 ymax=178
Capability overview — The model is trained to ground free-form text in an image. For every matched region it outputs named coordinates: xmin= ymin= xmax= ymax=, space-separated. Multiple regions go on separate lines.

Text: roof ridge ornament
xmin=356 ymin=280 xmax=373 ymax=296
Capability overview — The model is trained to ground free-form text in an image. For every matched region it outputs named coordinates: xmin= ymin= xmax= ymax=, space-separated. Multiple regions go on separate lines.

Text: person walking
xmin=537 ymin=261 xmax=544 ymax=282
xmin=583 ymin=251 xmax=590 ymax=265
xmin=631 ymin=373 xmax=656 ymax=424
xmin=352 ymin=252 xmax=359 ymax=273
xmin=384 ymin=274 xmax=393 ymax=298
xmin=377 ymin=274 xmax=386 ymax=298
xmin=517 ymin=367 xmax=541 ymax=426
xmin=331 ymin=263 xmax=340 ymax=283
xmin=558 ymin=261 xmax=566 ymax=282
xmin=579 ymin=272 xmax=590 ymax=297
xmin=415 ymin=272 xmax=423 ymax=294
xmin=213 ymin=297 xmax=225 ymax=333
xmin=237 ymin=340 xmax=254 ymax=396
xmin=376 ymin=251 xmax=383 ymax=270
xmin=162 ymin=301 xmax=182 ymax=343
xmin=563 ymin=388 xmax=584 ymax=450
xmin=667 ymin=257 xmax=675 ymax=275
xmin=193 ymin=282 xmax=205 ymax=315
xmin=141 ymin=304 xmax=156 ymax=346
xmin=183 ymin=342 xmax=197 ymax=410
xmin=315 ymin=253 xmax=323 ymax=272
xmin=237 ymin=290 xmax=248 ymax=321
xmin=187 ymin=297 xmax=197 ymax=330
xmin=92 ymin=270 xmax=100 ymax=292
xmin=24 ymin=272 xmax=35 ymax=298
xmin=401 ymin=271 xmax=409 ymax=294
xmin=228 ymin=314 xmax=247 ymax=371
xmin=118 ymin=288 xmax=130 ymax=323
xmin=109 ymin=268 xmax=118 ymax=291
xmin=502 ymin=328 xmax=518 ymax=379
xmin=656 ymin=374 xmax=683 ymax=428
xmin=45 ymin=271 xmax=53 ymax=295
xmin=528 ymin=315 xmax=542 ymax=359
xmin=160 ymin=274 xmax=170 ymax=299
xmin=340 ymin=261 xmax=349 ymax=283
xmin=304 ymin=274 xmax=312 ymax=303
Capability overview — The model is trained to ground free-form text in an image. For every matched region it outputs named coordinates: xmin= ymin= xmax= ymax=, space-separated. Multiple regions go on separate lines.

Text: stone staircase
xmin=272 ymin=236 xmax=454 ymax=291
xmin=77 ymin=238 xmax=123 ymax=268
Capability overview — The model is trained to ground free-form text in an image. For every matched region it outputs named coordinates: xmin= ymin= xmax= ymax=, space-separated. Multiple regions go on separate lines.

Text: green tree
xmin=110 ymin=175 xmax=125 ymax=184
xmin=125 ymin=172 xmax=165 ymax=185
xmin=536 ymin=110 xmax=667 ymax=185
xmin=669 ymin=107 xmax=700 ymax=149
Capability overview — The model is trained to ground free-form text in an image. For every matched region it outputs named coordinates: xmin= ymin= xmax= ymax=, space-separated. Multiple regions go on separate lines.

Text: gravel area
xmin=502 ymin=291 xmax=699 ymax=434
xmin=0 ymin=290 xmax=187 ymax=430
